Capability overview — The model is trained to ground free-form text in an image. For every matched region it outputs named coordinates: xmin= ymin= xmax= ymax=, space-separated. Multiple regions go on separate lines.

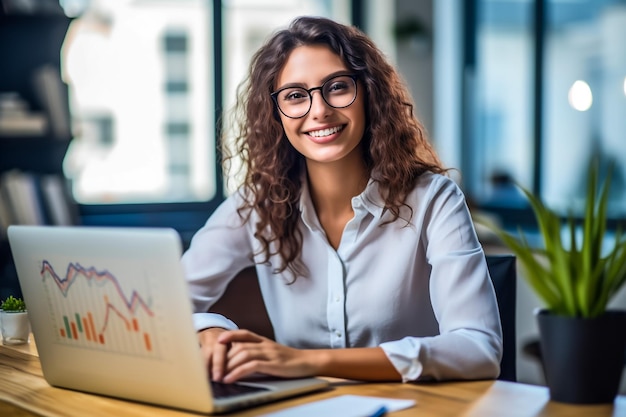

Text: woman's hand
xmin=217 ymin=329 xmax=319 ymax=383
xmin=201 ymin=328 xmax=401 ymax=383
xmin=198 ymin=327 xmax=230 ymax=382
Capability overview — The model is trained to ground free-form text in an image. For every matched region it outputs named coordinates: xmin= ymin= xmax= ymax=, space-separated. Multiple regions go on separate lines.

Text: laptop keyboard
xmin=210 ymin=381 xmax=270 ymax=399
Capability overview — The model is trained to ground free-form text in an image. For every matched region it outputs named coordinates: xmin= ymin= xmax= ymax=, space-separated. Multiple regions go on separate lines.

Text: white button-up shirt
xmin=182 ymin=172 xmax=503 ymax=381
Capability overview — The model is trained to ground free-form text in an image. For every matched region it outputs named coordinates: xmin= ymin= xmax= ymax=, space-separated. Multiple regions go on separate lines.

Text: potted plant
xmin=0 ymin=295 xmax=30 ymax=345
xmin=489 ymin=161 xmax=626 ymax=404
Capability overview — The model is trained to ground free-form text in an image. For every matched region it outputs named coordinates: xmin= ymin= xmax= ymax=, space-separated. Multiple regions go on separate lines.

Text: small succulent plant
xmin=1 ymin=295 xmax=26 ymax=312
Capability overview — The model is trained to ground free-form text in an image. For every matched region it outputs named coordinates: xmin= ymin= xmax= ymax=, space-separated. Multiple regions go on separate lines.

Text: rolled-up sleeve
xmin=380 ymin=337 xmax=424 ymax=382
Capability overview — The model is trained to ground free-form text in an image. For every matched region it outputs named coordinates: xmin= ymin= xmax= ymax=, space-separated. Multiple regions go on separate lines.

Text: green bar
xmin=63 ymin=316 xmax=71 ymax=339
xmin=75 ymin=313 xmax=83 ymax=333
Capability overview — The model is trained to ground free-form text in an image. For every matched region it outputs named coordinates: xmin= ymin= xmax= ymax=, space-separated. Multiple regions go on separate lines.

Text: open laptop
xmin=7 ymin=225 xmax=328 ymax=414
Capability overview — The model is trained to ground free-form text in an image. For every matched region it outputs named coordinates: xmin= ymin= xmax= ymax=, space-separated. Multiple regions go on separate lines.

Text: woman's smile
xmin=305 ymin=124 xmax=345 ymax=143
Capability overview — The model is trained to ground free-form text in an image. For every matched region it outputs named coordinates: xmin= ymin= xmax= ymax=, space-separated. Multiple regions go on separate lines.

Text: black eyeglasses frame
xmin=270 ymin=74 xmax=358 ymax=119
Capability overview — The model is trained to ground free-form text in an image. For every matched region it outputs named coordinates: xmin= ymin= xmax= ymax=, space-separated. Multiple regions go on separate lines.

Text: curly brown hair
xmin=223 ymin=16 xmax=446 ymax=277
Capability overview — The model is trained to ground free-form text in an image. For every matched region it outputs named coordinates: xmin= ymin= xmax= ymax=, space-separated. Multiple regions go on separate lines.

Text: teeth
xmin=309 ymin=126 xmax=342 ymax=138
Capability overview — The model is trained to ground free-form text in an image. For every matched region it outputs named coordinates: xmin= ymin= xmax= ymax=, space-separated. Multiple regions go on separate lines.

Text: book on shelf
xmin=0 ymin=170 xmax=45 ymax=226
xmin=0 ymin=113 xmax=48 ymax=136
xmin=0 ymin=92 xmax=48 ymax=137
xmin=0 ymin=170 xmax=79 ymax=238
xmin=0 ymin=187 xmax=12 ymax=239
xmin=39 ymin=174 xmax=79 ymax=226
xmin=32 ymin=64 xmax=72 ymax=140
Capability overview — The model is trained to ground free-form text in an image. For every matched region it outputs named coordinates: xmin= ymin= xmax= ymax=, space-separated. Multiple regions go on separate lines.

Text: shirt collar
xmin=360 ymin=178 xmax=386 ymax=217
xmin=298 ymin=175 xmax=386 ymax=229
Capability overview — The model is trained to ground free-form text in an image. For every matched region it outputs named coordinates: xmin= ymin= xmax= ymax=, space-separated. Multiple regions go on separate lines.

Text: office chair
xmin=209 ymin=266 xmax=276 ymax=340
xmin=210 ymin=254 xmax=517 ymax=381
xmin=485 ymin=254 xmax=517 ymax=382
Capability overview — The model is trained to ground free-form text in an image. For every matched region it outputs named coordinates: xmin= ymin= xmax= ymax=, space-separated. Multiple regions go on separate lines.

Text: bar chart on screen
xmin=38 ymin=260 xmax=161 ymax=358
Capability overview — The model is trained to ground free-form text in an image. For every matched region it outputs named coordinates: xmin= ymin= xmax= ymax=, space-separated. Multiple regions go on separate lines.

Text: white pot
xmin=0 ymin=310 xmax=30 ymax=345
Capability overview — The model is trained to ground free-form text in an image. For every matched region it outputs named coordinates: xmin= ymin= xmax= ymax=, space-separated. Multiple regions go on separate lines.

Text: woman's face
xmin=274 ymin=44 xmax=366 ymax=167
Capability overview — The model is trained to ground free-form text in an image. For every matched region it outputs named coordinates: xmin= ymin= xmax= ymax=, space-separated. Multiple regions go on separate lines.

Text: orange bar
xmin=88 ymin=312 xmax=97 ymax=342
xmin=82 ymin=317 xmax=92 ymax=341
xmin=70 ymin=322 xmax=78 ymax=340
xmin=132 ymin=318 xmax=139 ymax=332
xmin=143 ymin=333 xmax=152 ymax=352
xmin=99 ymin=334 xmax=105 ymax=344
xmin=60 ymin=328 xmax=66 ymax=338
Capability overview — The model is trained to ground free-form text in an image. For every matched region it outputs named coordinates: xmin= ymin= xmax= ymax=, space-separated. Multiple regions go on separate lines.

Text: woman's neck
xmin=305 ymin=153 xmax=369 ymax=217
xmin=305 ymin=153 xmax=368 ymax=250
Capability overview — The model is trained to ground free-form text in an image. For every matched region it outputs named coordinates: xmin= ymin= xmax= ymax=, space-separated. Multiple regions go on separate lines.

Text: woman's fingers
xmin=226 ymin=342 xmax=262 ymax=367
xmin=223 ymin=358 xmax=266 ymax=383
xmin=197 ymin=328 xmax=229 ymax=381
xmin=217 ymin=329 xmax=265 ymax=344
xmin=211 ymin=341 xmax=229 ymax=381
xmin=200 ymin=329 xmax=314 ymax=383
xmin=223 ymin=341 xmax=315 ymax=383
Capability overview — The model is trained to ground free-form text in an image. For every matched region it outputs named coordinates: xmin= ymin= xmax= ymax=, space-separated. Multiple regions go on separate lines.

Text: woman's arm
xmin=306 ymin=346 xmax=402 ymax=381
xmin=214 ymin=329 xmax=401 ymax=383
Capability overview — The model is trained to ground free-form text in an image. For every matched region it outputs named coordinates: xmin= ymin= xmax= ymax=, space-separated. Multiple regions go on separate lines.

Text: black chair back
xmin=486 ymin=254 xmax=517 ymax=381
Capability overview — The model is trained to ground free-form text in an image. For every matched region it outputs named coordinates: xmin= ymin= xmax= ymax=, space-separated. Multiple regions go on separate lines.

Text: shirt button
xmin=336 ymin=331 xmax=342 ymax=337
xmin=335 ymin=297 xmax=340 ymax=302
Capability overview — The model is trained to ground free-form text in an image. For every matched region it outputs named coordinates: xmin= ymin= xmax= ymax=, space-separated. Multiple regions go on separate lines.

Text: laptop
xmin=7 ymin=225 xmax=329 ymax=414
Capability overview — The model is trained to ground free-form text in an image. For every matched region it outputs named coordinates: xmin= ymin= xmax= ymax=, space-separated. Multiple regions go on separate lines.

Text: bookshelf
xmin=0 ymin=8 xmax=74 ymax=300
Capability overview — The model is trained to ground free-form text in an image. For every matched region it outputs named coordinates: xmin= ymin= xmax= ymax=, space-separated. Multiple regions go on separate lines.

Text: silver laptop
xmin=7 ymin=225 xmax=328 ymax=414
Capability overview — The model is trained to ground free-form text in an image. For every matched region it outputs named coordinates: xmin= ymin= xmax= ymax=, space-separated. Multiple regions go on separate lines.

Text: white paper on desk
xmin=259 ymin=394 xmax=416 ymax=417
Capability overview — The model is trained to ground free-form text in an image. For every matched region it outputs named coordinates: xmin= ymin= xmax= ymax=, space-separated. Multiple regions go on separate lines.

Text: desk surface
xmin=1 ymin=338 xmax=625 ymax=417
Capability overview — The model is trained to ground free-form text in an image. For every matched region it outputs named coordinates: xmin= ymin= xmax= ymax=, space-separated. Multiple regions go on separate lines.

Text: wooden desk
xmin=1 ymin=338 xmax=625 ymax=417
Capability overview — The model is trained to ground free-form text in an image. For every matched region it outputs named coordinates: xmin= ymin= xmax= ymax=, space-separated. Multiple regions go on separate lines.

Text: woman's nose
xmin=308 ymin=90 xmax=331 ymax=119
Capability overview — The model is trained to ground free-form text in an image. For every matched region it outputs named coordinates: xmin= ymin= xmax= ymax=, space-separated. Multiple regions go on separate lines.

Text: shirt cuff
xmin=380 ymin=337 xmax=425 ymax=382
xmin=192 ymin=312 xmax=239 ymax=332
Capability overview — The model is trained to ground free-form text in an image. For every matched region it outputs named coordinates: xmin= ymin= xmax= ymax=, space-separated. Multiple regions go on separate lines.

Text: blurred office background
xmin=1 ymin=0 xmax=625 ymax=389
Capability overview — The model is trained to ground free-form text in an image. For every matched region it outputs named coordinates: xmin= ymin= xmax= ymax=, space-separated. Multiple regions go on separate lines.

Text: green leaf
xmin=491 ymin=227 xmax=562 ymax=310
xmin=484 ymin=159 xmax=624 ymax=318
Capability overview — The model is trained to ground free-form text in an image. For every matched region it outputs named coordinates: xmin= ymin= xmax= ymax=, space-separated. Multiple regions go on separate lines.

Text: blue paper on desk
xmin=259 ymin=394 xmax=416 ymax=417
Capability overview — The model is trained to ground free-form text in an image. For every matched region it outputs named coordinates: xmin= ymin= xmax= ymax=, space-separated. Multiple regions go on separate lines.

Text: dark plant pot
xmin=536 ymin=309 xmax=626 ymax=404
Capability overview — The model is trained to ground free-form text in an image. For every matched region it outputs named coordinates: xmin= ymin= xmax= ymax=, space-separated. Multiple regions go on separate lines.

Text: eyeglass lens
xmin=274 ymin=75 xmax=356 ymax=118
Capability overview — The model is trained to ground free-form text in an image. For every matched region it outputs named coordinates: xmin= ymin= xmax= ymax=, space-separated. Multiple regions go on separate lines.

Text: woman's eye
xmin=283 ymin=90 xmax=307 ymax=101
xmin=327 ymin=82 xmax=348 ymax=92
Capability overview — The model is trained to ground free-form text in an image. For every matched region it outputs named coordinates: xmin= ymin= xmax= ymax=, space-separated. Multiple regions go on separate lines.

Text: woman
xmin=182 ymin=16 xmax=502 ymax=384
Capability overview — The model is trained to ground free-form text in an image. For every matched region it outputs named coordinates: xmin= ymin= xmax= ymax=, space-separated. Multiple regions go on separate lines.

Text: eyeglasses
xmin=270 ymin=74 xmax=358 ymax=119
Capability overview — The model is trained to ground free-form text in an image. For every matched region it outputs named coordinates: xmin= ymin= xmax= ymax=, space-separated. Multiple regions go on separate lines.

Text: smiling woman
xmin=183 ymin=16 xmax=503 ymax=386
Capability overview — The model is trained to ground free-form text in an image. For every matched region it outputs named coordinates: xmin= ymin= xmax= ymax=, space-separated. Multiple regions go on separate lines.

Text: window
xmin=542 ymin=0 xmax=626 ymax=215
xmin=63 ymin=0 xmax=214 ymax=205
xmin=461 ymin=0 xmax=626 ymax=225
